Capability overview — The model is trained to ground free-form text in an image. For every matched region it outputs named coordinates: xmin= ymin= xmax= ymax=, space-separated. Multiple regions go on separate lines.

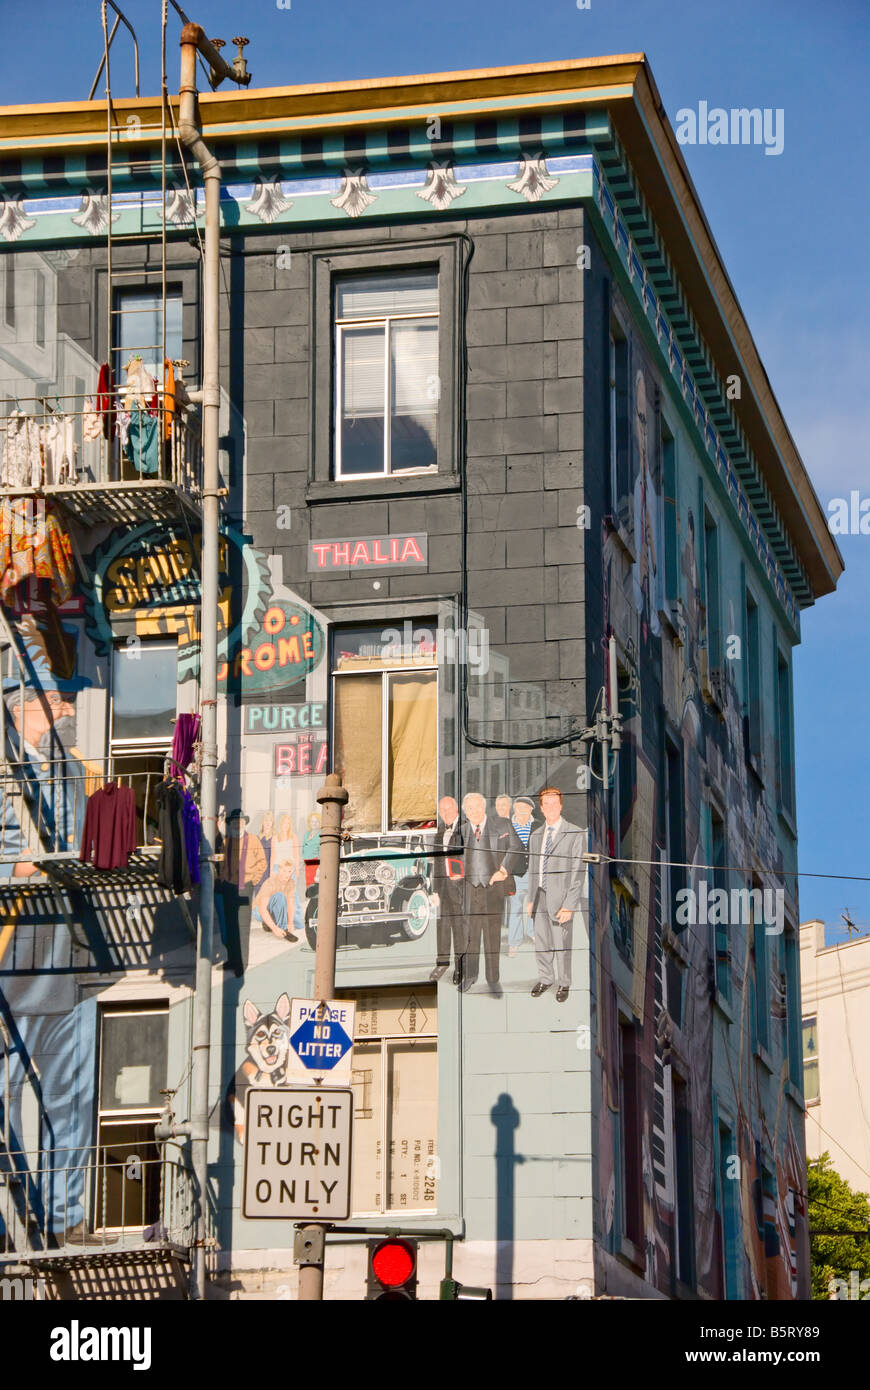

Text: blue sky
xmin=4 ymin=0 xmax=868 ymax=941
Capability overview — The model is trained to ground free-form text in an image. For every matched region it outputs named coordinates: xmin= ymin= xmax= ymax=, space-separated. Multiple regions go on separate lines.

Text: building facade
xmin=0 ymin=49 xmax=840 ymax=1299
xmin=800 ymin=920 xmax=870 ymax=1195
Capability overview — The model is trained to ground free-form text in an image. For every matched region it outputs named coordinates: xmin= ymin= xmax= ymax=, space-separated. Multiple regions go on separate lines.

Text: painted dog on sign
xmin=226 ymin=993 xmax=292 ymax=1144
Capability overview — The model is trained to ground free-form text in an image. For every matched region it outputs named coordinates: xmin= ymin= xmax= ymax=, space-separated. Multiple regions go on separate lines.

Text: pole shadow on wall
xmin=491 ymin=1092 xmax=524 ymax=1300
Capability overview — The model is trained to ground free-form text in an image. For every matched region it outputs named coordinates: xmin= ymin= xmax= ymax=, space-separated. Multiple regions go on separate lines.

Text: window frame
xmin=802 ymin=1014 xmax=820 ymax=1105
xmin=333 ymin=273 xmax=439 ymax=481
xmin=744 ymin=583 xmax=763 ymax=766
xmin=330 ymin=623 xmax=439 ymax=836
xmin=312 ymin=243 xmax=461 ymax=498
xmin=608 ymin=317 xmax=631 ymax=527
xmin=94 ymin=1003 xmax=169 ymax=1233
xmin=774 ymin=637 xmax=795 ymax=819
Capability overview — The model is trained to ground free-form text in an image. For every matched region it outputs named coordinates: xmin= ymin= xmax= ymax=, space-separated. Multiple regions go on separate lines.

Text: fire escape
xmin=0 ymin=2 xmax=213 ymax=1293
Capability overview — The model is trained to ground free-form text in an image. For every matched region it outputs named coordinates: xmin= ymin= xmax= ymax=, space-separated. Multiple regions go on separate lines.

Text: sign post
xmin=297 ymin=773 xmax=349 ymax=1301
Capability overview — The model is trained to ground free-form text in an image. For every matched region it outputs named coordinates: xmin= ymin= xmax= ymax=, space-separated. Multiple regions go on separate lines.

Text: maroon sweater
xmin=80 ymin=782 xmax=137 ymax=869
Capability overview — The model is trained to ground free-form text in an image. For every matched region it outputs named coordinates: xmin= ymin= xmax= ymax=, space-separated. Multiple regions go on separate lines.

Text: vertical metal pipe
xmin=297 ymin=773 xmax=348 ymax=1301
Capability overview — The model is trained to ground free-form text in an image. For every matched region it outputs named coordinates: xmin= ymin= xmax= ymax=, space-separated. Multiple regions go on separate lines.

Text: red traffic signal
xmin=366 ymin=1238 xmax=418 ymax=1299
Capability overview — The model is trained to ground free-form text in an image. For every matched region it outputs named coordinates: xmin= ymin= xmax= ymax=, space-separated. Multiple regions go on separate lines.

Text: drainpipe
xmin=176 ymin=20 xmax=250 ymax=1303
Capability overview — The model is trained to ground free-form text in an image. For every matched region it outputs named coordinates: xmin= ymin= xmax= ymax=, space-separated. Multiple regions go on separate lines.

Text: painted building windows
xmin=745 ymin=588 xmax=762 ymax=762
xmin=775 ymin=642 xmax=795 ymax=818
xmin=609 ymin=323 xmax=631 ymax=526
xmin=334 ymin=272 xmax=439 ymax=479
xmin=661 ymin=422 xmax=679 ymax=605
xmin=341 ymin=986 xmax=438 ymax=1217
xmin=2 ymin=253 xmax=14 ymax=329
xmin=802 ymin=1015 xmax=819 ymax=1103
xmin=710 ymin=808 xmax=729 ymax=998
xmin=35 ymin=273 xmax=45 ymax=349
xmin=95 ymin=1005 xmax=168 ymax=1231
xmin=664 ymin=739 xmax=686 ymax=930
xmin=672 ymin=1074 xmax=696 ymax=1289
xmin=331 ymin=624 xmax=437 ymax=834
xmin=703 ymin=510 xmax=722 ymax=681
xmin=618 ymin=1017 xmax=642 ymax=1251
xmin=752 ymin=889 xmax=770 ymax=1052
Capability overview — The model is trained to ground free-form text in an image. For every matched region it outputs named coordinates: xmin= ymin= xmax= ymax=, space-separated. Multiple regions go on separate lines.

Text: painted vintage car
xmin=304 ymin=831 xmax=434 ymax=949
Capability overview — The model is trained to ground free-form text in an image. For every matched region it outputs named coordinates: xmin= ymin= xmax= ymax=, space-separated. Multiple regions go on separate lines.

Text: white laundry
xmin=1 ymin=411 xmax=41 ymax=488
xmin=82 ymin=397 xmax=103 ymax=441
xmin=42 ymin=415 xmax=78 ymax=485
xmin=116 ymin=408 xmax=132 ymax=448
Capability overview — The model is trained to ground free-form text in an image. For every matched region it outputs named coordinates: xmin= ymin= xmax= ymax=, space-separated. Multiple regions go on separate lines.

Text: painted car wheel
xmin=305 ymin=903 xmax=317 ymax=952
xmin=401 ymin=888 xmax=431 ymax=939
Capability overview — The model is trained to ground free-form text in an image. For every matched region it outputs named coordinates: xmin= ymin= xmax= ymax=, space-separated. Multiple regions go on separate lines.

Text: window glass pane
xmin=390 ymin=320 xmax=438 ymax=471
xmin=336 ymin=272 xmax=438 ymax=320
xmin=802 ymin=1017 xmax=817 ymax=1058
xmin=351 ymin=986 xmax=437 ymax=1039
xmin=803 ymin=1059 xmax=819 ymax=1104
xmin=115 ymin=289 xmax=182 ymax=383
xmin=112 ymin=642 xmax=177 ymax=741
xmin=334 ymin=673 xmax=382 ymax=832
xmin=349 ymin=1040 xmax=383 ymax=1214
xmin=388 ymin=672 xmax=437 ymax=828
xmin=339 ymin=324 xmax=385 ymax=475
xmin=99 ymin=1011 xmax=168 ymax=1110
xmin=386 ymin=1039 xmax=438 ymax=1211
xmin=333 ymin=624 xmax=436 ymax=671
xmin=94 ymin=1121 xmax=162 ymax=1230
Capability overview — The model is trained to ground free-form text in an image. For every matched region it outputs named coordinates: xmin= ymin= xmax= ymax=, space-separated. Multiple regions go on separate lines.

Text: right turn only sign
xmin=242 ymin=1087 xmax=353 ymax=1220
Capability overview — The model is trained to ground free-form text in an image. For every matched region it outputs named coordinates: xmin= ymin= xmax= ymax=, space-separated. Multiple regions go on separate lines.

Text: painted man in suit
xmin=461 ymin=791 xmax=526 ymax=996
xmin=525 ymin=787 xmax=587 ymax=1003
xmin=429 ymin=795 xmax=466 ymax=985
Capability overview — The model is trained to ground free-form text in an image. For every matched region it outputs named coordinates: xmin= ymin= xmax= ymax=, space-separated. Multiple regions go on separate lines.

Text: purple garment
xmin=170 ymin=712 xmax=201 ymax=780
xmin=181 ymin=788 xmax=201 ymax=886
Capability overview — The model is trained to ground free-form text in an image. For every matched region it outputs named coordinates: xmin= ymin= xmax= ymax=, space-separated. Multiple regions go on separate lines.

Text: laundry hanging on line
xmin=0 ymin=497 xmax=75 ymax=605
xmin=79 ymin=781 xmax=137 ymax=871
xmin=0 ymin=411 xmax=78 ymax=488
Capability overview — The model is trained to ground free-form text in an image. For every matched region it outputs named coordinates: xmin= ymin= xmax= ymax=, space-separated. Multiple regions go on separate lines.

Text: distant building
xmin=800 ymin=920 xmax=870 ymax=1194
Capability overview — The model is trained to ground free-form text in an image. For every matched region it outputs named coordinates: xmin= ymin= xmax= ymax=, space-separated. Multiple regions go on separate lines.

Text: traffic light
xmin=366 ymin=1237 xmax=418 ymax=1300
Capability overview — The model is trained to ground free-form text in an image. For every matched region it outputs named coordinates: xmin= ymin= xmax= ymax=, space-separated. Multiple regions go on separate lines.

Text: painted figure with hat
xmin=507 ymin=794 xmax=537 ymax=955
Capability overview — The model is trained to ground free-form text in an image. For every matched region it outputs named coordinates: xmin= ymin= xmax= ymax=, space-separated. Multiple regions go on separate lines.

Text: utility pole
xmin=297 ymin=772 xmax=348 ymax=1301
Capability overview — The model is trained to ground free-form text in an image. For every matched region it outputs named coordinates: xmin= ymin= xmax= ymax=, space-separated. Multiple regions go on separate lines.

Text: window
xmin=710 ymin=808 xmax=729 ymax=998
xmin=609 ymin=324 xmax=630 ymax=524
xmin=752 ymin=888 xmax=769 ymax=1051
xmin=661 ymin=422 xmax=678 ymax=604
xmin=784 ymin=928 xmax=802 ymax=1088
xmin=802 ymin=1015 xmax=819 ymax=1103
xmin=618 ymin=1019 xmax=642 ymax=1250
xmin=331 ymin=624 xmax=437 ymax=834
xmin=334 ymin=272 xmax=438 ymax=478
xmin=35 ymin=273 xmax=45 ymax=349
xmin=3 ymin=254 xmax=14 ymax=330
xmin=703 ymin=511 xmax=722 ymax=675
xmin=745 ymin=589 xmax=762 ymax=761
xmin=111 ymin=639 xmax=178 ymax=843
xmin=95 ymin=1006 xmax=168 ymax=1230
xmin=614 ymin=665 xmax=634 ymax=856
xmin=113 ymin=286 xmax=183 ymax=388
xmin=775 ymin=644 xmax=794 ymax=817
xmin=672 ymin=1075 xmax=696 ymax=1288
xmin=717 ymin=1118 xmax=740 ymax=1299
xmin=665 ymin=740 xmax=686 ymax=930
xmin=341 ymin=986 xmax=438 ymax=1216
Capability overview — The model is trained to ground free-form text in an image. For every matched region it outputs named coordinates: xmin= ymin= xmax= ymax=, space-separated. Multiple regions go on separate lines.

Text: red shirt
xmin=80 ymin=782 xmax=137 ymax=869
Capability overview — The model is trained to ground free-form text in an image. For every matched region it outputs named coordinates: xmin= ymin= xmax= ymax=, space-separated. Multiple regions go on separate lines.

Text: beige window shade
xmin=334 ymin=673 xmax=382 ymax=832
xmin=389 ymin=672 xmax=436 ymax=827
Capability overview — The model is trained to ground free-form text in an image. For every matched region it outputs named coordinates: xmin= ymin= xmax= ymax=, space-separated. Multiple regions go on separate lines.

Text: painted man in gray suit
xmin=525 ymin=787 xmax=587 ymax=1003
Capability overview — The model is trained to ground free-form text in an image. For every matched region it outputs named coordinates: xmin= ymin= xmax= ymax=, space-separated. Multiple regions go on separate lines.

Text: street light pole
xmin=297 ymin=772 xmax=348 ymax=1301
